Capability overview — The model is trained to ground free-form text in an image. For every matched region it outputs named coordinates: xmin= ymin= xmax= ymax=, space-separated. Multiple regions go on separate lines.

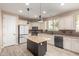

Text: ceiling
xmin=0 ymin=3 xmax=79 ymax=20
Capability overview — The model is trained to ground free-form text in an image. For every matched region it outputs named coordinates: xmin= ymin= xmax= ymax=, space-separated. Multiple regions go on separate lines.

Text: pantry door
xmin=3 ymin=14 xmax=17 ymax=47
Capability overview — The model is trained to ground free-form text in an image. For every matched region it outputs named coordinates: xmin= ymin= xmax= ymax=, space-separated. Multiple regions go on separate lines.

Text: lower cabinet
xmin=64 ymin=36 xmax=79 ymax=53
xmin=71 ymin=38 xmax=79 ymax=53
xmin=47 ymin=35 xmax=54 ymax=45
xmin=63 ymin=37 xmax=72 ymax=50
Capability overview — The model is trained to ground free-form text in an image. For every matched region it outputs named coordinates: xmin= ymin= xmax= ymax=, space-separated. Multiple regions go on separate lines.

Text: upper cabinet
xmin=29 ymin=22 xmax=46 ymax=30
xmin=59 ymin=15 xmax=75 ymax=30
xmin=59 ymin=17 xmax=65 ymax=30
xmin=75 ymin=15 xmax=79 ymax=32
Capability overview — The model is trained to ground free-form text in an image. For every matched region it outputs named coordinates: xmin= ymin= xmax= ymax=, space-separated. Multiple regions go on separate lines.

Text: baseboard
xmin=47 ymin=43 xmax=79 ymax=55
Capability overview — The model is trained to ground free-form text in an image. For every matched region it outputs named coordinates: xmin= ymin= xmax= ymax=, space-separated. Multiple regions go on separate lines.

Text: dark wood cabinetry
xmin=27 ymin=39 xmax=47 ymax=56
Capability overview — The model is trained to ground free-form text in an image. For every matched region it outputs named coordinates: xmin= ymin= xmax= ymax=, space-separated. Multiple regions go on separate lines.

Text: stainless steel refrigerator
xmin=18 ymin=25 xmax=29 ymax=43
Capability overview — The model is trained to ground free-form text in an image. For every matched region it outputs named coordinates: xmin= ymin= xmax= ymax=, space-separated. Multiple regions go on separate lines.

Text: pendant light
xmin=38 ymin=3 xmax=42 ymax=21
xmin=27 ymin=8 xmax=30 ymax=24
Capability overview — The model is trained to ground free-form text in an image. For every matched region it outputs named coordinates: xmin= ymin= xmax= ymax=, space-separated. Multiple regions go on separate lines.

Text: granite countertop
xmin=28 ymin=36 xmax=50 ymax=43
xmin=53 ymin=34 xmax=79 ymax=39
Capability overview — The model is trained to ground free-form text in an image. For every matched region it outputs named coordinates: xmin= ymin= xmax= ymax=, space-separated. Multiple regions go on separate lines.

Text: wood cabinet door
xmin=64 ymin=15 xmax=74 ymax=30
xmin=59 ymin=15 xmax=75 ymax=30
xmin=71 ymin=38 xmax=79 ymax=53
xmin=63 ymin=37 xmax=72 ymax=50
xmin=59 ymin=17 xmax=65 ymax=30
xmin=47 ymin=35 xmax=54 ymax=45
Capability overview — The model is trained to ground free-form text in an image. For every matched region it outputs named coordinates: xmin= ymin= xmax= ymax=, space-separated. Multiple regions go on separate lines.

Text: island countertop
xmin=28 ymin=36 xmax=50 ymax=43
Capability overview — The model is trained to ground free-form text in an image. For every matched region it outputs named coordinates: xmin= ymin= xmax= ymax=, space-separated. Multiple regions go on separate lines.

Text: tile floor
xmin=0 ymin=43 xmax=78 ymax=56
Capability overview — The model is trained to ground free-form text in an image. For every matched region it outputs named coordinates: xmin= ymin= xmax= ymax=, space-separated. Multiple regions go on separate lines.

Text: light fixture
xmin=19 ymin=10 xmax=23 ymax=13
xmin=25 ymin=3 xmax=29 ymax=6
xmin=43 ymin=11 xmax=46 ymax=14
xmin=27 ymin=8 xmax=30 ymax=24
xmin=60 ymin=3 xmax=64 ymax=6
xmin=38 ymin=3 xmax=42 ymax=21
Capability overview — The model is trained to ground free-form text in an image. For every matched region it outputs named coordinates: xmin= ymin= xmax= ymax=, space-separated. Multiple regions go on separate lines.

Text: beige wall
xmin=18 ymin=19 xmax=27 ymax=25
xmin=0 ymin=9 xmax=2 ymax=48
xmin=18 ymin=18 xmax=29 ymax=30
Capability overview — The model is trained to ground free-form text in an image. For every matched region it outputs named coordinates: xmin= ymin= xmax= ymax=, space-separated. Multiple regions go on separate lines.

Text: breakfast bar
xmin=27 ymin=36 xmax=48 ymax=56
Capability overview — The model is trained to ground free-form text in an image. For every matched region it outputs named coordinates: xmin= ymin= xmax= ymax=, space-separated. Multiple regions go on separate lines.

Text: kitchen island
xmin=27 ymin=36 xmax=48 ymax=56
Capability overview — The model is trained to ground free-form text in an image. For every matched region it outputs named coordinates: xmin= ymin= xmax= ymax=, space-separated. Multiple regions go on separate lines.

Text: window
xmin=48 ymin=20 xmax=53 ymax=31
xmin=47 ymin=19 xmax=59 ymax=31
xmin=76 ymin=15 xmax=79 ymax=32
xmin=53 ymin=19 xmax=59 ymax=31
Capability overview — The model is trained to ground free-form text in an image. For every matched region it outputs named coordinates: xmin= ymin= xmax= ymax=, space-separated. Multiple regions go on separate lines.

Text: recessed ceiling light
xmin=60 ymin=3 xmax=64 ymax=6
xmin=25 ymin=3 xmax=29 ymax=6
xmin=43 ymin=11 xmax=46 ymax=14
xmin=19 ymin=10 xmax=23 ymax=13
